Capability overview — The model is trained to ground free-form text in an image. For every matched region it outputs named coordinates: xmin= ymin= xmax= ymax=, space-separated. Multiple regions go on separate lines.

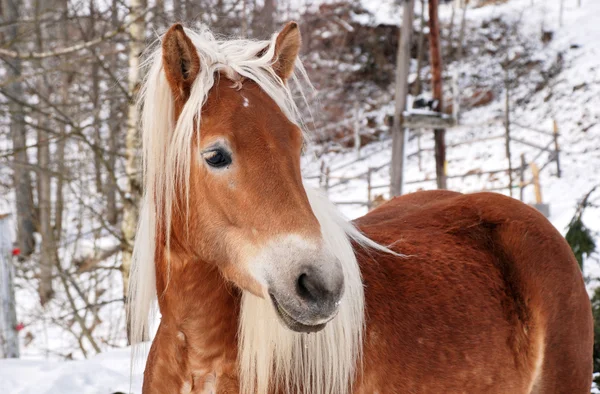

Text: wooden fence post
xmin=324 ymin=167 xmax=330 ymax=194
xmin=0 ymin=214 xmax=19 ymax=359
xmin=553 ymin=119 xmax=562 ymax=178
xmin=530 ymin=163 xmax=543 ymax=204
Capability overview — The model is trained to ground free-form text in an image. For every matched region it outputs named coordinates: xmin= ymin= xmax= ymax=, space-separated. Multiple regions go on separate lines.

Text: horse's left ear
xmin=162 ymin=23 xmax=201 ymax=103
xmin=273 ymin=22 xmax=301 ymax=81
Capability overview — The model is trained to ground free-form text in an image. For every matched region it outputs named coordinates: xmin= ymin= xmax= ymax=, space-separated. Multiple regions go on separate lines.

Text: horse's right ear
xmin=162 ymin=24 xmax=200 ymax=103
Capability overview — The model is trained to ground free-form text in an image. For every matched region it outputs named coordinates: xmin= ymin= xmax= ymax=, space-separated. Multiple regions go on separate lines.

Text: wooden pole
xmin=428 ymin=0 xmax=447 ymax=189
xmin=325 ymin=166 xmax=330 ymax=193
xmin=390 ymin=0 xmax=415 ymax=197
xmin=504 ymin=68 xmax=513 ymax=197
xmin=553 ymin=119 xmax=562 ymax=178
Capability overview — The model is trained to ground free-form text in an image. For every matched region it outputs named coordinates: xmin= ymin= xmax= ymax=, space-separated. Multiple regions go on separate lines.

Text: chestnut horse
xmin=129 ymin=22 xmax=593 ymax=393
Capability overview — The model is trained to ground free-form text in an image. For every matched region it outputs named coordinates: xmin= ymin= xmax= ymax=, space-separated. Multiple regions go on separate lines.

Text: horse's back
xmin=354 ymin=190 xmax=592 ymax=394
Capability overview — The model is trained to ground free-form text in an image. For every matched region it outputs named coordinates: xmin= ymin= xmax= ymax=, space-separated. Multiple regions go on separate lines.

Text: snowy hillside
xmin=1 ymin=0 xmax=599 ymax=392
xmin=305 ymin=0 xmax=600 ymax=281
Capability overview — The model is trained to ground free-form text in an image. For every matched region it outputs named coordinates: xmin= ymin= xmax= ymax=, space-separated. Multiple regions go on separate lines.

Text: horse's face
xmin=161 ymin=23 xmax=344 ymax=332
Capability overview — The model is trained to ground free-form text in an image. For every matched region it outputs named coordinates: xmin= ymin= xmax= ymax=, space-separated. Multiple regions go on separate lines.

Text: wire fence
xmin=308 ymin=118 xmax=561 ymax=212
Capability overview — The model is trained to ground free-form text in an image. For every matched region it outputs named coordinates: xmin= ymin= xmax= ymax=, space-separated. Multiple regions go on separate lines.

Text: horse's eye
xmin=204 ymin=149 xmax=232 ymax=168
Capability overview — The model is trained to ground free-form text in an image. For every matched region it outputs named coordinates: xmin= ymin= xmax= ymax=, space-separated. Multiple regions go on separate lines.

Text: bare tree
xmin=2 ymin=0 xmax=37 ymax=257
xmin=105 ymin=0 xmax=122 ymax=226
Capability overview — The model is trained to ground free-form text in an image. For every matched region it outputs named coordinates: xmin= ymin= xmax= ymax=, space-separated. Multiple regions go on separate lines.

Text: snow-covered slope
xmin=305 ymin=0 xmax=600 ymax=280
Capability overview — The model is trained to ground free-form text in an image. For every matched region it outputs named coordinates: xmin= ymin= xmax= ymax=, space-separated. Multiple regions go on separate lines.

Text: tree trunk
xmin=428 ymin=0 xmax=447 ymax=189
xmin=105 ymin=0 xmax=120 ymax=226
xmin=54 ymin=0 xmax=69 ymax=243
xmin=241 ymin=0 xmax=248 ymax=37
xmin=185 ymin=0 xmax=198 ymax=22
xmin=446 ymin=0 xmax=456 ymax=51
xmin=413 ymin=0 xmax=427 ymax=96
xmin=390 ymin=0 xmax=415 ymax=197
xmin=173 ymin=0 xmax=182 ymax=21
xmin=457 ymin=0 xmax=469 ymax=60
xmin=34 ymin=0 xmax=57 ymax=306
xmin=155 ymin=0 xmax=165 ymax=28
xmin=36 ymin=127 xmax=56 ymax=306
xmin=3 ymin=0 xmax=36 ymax=257
xmin=255 ymin=0 xmax=276 ymax=38
xmin=90 ymin=0 xmax=103 ymax=194
xmin=122 ymin=0 xmax=146 ymax=328
xmin=0 ymin=215 xmax=19 ymax=358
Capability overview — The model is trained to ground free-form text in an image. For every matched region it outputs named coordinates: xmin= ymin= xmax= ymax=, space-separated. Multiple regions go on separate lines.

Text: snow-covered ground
xmin=1 ymin=0 xmax=599 ymax=392
xmin=0 ymin=347 xmax=148 ymax=394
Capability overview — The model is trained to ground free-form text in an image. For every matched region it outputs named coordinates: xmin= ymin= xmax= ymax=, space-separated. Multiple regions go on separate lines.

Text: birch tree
xmin=122 ymin=0 xmax=146 ymax=307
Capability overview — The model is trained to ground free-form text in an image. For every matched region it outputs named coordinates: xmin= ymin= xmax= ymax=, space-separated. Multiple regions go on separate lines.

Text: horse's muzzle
xmin=268 ymin=259 xmax=344 ymax=333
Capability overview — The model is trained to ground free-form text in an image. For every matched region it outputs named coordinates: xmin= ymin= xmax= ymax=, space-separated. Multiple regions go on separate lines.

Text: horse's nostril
xmin=296 ymin=271 xmax=327 ymax=302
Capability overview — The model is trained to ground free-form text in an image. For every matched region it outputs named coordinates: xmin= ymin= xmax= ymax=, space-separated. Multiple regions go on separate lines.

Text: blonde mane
xmin=129 ymin=25 xmax=389 ymax=394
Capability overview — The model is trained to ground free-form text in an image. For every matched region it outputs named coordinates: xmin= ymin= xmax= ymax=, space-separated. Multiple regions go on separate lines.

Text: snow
xmin=0 ymin=347 xmax=148 ymax=394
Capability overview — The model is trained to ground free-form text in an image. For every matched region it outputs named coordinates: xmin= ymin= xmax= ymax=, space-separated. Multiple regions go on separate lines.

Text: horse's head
xmin=158 ymin=23 xmax=343 ymax=332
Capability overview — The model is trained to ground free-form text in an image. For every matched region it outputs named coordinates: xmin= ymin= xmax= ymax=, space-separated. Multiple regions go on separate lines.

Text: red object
xmin=15 ymin=323 xmax=24 ymax=332
xmin=12 ymin=248 xmax=20 ymax=256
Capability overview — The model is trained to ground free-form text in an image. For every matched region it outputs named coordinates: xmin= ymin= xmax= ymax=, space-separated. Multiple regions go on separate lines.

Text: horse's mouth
xmin=269 ymin=294 xmax=328 ymax=333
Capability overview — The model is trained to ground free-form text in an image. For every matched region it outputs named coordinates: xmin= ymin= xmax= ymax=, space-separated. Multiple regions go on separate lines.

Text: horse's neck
xmin=152 ymin=252 xmax=241 ymax=391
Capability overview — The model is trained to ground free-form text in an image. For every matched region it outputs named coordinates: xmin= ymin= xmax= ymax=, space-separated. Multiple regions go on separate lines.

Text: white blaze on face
xmin=242 ymin=95 xmax=250 ymax=108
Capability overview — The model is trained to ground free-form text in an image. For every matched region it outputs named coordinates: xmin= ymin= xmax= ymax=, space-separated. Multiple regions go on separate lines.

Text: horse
xmin=128 ymin=22 xmax=593 ymax=394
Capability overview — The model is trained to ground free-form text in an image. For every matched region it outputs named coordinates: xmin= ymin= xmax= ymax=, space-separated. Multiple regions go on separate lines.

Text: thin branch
xmin=56 ymin=265 xmax=102 ymax=354
xmin=0 ymin=7 xmax=152 ymax=60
